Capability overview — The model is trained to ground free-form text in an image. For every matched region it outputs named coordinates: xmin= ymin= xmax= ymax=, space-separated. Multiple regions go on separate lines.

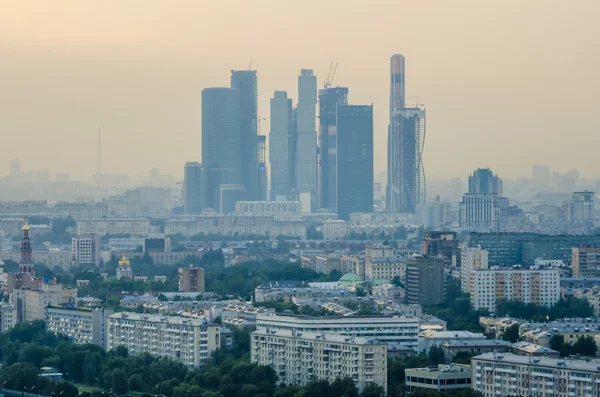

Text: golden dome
xmin=118 ymin=256 xmax=130 ymax=267
xmin=22 ymin=222 xmax=30 ymax=231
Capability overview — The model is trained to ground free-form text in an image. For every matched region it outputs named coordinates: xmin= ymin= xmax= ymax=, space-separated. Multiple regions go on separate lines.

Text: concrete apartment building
xmin=71 ymin=234 xmax=101 ymax=267
xmin=472 ymin=353 xmax=600 ymax=397
xmin=322 ymin=220 xmax=351 ymax=240
xmin=106 ymin=312 xmax=223 ymax=367
xmin=251 ymin=329 xmax=387 ymax=393
xmin=178 ymin=267 xmax=205 ymax=293
xmin=460 ymin=246 xmax=488 ymax=293
xmin=76 ymin=218 xmax=150 ymax=236
xmin=45 ymin=306 xmax=112 ymax=347
xmin=256 ymin=313 xmax=420 ymax=350
xmin=15 ymin=282 xmax=77 ymax=323
xmin=364 ymin=244 xmax=405 ymax=281
xmin=405 ymin=364 xmax=472 ymax=393
xmin=405 ymin=256 xmax=445 ymax=305
xmin=572 ymin=245 xmax=600 ymax=277
xmin=470 ymin=269 xmax=560 ymax=314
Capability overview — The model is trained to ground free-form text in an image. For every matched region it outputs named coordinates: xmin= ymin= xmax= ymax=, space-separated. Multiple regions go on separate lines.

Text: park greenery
xmin=495 ymin=297 xmax=594 ymax=321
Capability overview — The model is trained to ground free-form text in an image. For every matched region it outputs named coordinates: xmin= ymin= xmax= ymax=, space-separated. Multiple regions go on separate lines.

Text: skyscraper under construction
xmin=387 ymin=54 xmax=426 ymax=214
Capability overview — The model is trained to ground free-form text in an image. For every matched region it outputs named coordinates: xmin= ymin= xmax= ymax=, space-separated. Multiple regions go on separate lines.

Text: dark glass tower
xmin=318 ymin=86 xmax=348 ymax=211
xmin=201 ymin=87 xmax=242 ymax=211
xmin=231 ymin=70 xmax=258 ymax=201
xmin=469 ymin=168 xmax=503 ymax=195
xmin=269 ymin=91 xmax=293 ymax=200
xmin=184 ymin=162 xmax=203 ymax=214
xmin=336 ymin=105 xmax=374 ymax=220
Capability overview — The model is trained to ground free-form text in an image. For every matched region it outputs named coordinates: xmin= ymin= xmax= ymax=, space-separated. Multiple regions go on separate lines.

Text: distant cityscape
xmin=1 ymin=54 xmax=600 ymax=397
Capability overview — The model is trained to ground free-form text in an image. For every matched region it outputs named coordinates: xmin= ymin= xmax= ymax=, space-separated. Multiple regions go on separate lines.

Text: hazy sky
xmin=1 ymin=0 xmax=599 ymax=181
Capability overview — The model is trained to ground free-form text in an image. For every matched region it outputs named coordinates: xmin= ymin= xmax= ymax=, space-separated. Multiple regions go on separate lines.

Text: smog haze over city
xmin=2 ymin=0 xmax=600 ymax=181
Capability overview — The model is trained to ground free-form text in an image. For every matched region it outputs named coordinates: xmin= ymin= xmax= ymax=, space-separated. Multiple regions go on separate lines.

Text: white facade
xmin=22 ymin=283 xmax=77 ymax=322
xmin=322 ymin=220 xmax=350 ymax=240
xmin=116 ymin=256 xmax=133 ymax=280
xmin=251 ymin=329 xmax=387 ymax=393
xmin=256 ymin=313 xmax=420 ymax=350
xmin=106 ymin=312 xmax=223 ymax=367
xmin=472 ymin=352 xmax=600 ymax=397
xmin=460 ymin=246 xmax=488 ymax=293
xmin=0 ymin=303 xmax=17 ymax=331
xmin=72 ymin=234 xmax=100 ymax=267
xmin=470 ymin=269 xmax=560 ymax=314
xmin=76 ymin=218 xmax=150 ymax=236
xmin=236 ymin=201 xmax=301 ymax=214
xmin=165 ymin=215 xmax=307 ymax=239
xmin=46 ymin=307 xmax=112 ymax=346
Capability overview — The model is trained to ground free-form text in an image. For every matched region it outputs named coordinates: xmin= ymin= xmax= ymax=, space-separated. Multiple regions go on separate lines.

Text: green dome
xmin=339 ymin=273 xmax=361 ymax=283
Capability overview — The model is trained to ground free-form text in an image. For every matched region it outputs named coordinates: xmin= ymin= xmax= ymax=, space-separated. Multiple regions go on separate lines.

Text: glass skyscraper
xmin=201 ymin=87 xmax=242 ymax=212
xmin=295 ymin=69 xmax=318 ymax=211
xmin=183 ymin=162 xmax=203 ymax=214
xmin=336 ymin=104 xmax=374 ymax=220
xmin=269 ymin=91 xmax=293 ymax=201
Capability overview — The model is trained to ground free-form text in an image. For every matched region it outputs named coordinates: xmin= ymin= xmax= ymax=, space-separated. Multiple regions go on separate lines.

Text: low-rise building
xmin=251 ymin=329 xmax=387 ymax=393
xmin=442 ymin=339 xmax=511 ymax=363
xmin=405 ymin=364 xmax=472 ymax=393
xmin=76 ymin=217 xmax=151 ymax=236
xmin=520 ymin=321 xmax=600 ymax=346
xmin=419 ymin=330 xmax=486 ymax=352
xmin=106 ymin=312 xmax=224 ymax=367
xmin=45 ymin=306 xmax=112 ymax=347
xmin=322 ymin=220 xmax=350 ymax=240
xmin=510 ymin=341 xmax=559 ymax=357
xmin=472 ymin=352 xmax=600 ymax=397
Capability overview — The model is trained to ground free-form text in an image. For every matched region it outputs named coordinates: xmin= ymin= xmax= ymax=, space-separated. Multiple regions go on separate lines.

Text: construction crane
xmin=249 ymin=58 xmax=253 ymax=70
xmin=323 ymin=62 xmax=338 ymax=89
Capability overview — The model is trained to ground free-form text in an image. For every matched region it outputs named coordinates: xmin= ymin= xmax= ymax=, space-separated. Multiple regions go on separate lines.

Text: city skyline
xmin=2 ymin=1 xmax=600 ymax=180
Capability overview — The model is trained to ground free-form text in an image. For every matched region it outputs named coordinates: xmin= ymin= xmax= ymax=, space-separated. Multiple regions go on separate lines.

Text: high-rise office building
xmin=405 ymin=255 xmax=445 ymax=305
xmin=460 ymin=168 xmax=505 ymax=231
xmin=318 ymin=87 xmax=348 ymax=211
xmin=201 ymin=87 xmax=242 ymax=212
xmin=295 ymin=69 xmax=318 ymax=211
xmin=231 ymin=70 xmax=258 ymax=201
xmin=269 ymin=91 xmax=294 ymax=201
xmin=257 ymin=135 xmax=268 ymax=201
xmin=468 ymin=168 xmax=503 ymax=195
xmin=184 ymin=162 xmax=203 ymax=215
xmin=571 ymin=191 xmax=594 ymax=222
xmin=336 ymin=104 xmax=373 ymax=220
xmin=387 ymin=55 xmax=426 ymax=214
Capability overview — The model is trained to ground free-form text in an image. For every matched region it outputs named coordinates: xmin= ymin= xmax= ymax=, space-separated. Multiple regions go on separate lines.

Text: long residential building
xmin=470 ymin=269 xmax=560 ymax=314
xmin=165 ymin=215 xmax=306 ymax=238
xmin=465 ymin=232 xmax=600 ymax=266
xmin=251 ymin=328 xmax=387 ymax=393
xmin=472 ymin=352 xmax=600 ymax=397
xmin=256 ymin=313 xmax=420 ymax=350
xmin=46 ymin=306 xmax=112 ymax=347
xmin=76 ymin=218 xmax=151 ymax=236
xmin=106 ymin=312 xmax=224 ymax=367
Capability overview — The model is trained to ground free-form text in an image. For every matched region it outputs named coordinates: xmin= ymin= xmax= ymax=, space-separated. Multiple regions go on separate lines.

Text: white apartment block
xmin=470 ymin=269 xmax=560 ymax=314
xmin=256 ymin=313 xmax=420 ymax=350
xmin=0 ymin=303 xmax=17 ymax=332
xmin=472 ymin=352 xmax=600 ymax=397
xmin=366 ymin=257 xmax=406 ymax=281
xmin=71 ymin=234 xmax=101 ymax=267
xmin=322 ymin=220 xmax=351 ymax=240
xmin=108 ymin=237 xmax=145 ymax=251
xmin=16 ymin=283 xmax=77 ymax=322
xmin=251 ymin=329 xmax=387 ymax=393
xmin=106 ymin=312 xmax=222 ymax=367
xmin=461 ymin=246 xmax=488 ymax=293
xmin=164 ymin=215 xmax=307 ymax=239
xmin=76 ymin=218 xmax=150 ymax=236
xmin=46 ymin=306 xmax=112 ymax=346
xmin=235 ymin=201 xmax=301 ymax=214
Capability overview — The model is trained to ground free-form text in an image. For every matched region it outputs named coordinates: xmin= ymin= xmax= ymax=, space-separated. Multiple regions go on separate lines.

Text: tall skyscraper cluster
xmin=184 ymin=56 xmax=425 ymax=218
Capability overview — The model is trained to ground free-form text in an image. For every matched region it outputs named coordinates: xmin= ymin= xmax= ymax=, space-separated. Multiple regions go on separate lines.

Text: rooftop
xmin=253 ymin=328 xmax=383 ymax=345
xmin=108 ymin=312 xmax=209 ymax=327
xmin=443 ymin=339 xmax=512 ymax=348
xmin=511 ymin=341 xmax=559 ymax=355
xmin=473 ymin=352 xmax=600 ymax=372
